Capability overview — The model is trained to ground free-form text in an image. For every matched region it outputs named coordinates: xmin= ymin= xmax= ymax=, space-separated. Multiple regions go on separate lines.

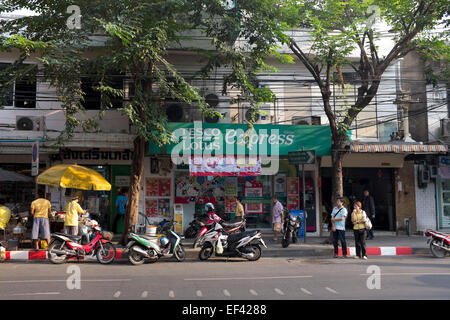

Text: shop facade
xmin=143 ymin=122 xmax=330 ymax=235
xmin=437 ymin=155 xmax=450 ymax=229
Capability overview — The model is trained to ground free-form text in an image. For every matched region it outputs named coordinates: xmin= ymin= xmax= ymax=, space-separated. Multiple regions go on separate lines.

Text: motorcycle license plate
xmin=260 ymin=239 xmax=267 ymax=248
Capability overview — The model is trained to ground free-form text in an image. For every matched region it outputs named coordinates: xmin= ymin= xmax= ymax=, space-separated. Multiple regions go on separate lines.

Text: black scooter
xmin=183 ymin=213 xmax=203 ymax=239
xmin=281 ymin=211 xmax=301 ymax=248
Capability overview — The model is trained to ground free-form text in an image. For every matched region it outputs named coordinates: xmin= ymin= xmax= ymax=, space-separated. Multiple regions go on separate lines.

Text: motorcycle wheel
xmin=199 ymin=243 xmax=213 ymax=261
xmin=282 ymin=231 xmax=290 ymax=248
xmin=174 ymin=245 xmax=186 ymax=262
xmin=128 ymin=245 xmax=146 ymax=265
xmin=292 ymin=235 xmax=298 ymax=244
xmin=430 ymin=239 xmax=448 ymax=258
xmin=246 ymin=244 xmax=262 ymax=261
xmin=47 ymin=240 xmax=68 ymax=264
xmin=96 ymin=242 xmax=116 ymax=264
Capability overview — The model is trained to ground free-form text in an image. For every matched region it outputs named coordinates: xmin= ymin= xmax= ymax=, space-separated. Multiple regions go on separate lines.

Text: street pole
xmin=302 ymin=146 xmax=306 ymax=243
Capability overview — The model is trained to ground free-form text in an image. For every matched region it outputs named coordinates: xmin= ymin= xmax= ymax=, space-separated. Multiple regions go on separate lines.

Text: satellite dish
xmin=166 ymin=103 xmax=184 ymax=122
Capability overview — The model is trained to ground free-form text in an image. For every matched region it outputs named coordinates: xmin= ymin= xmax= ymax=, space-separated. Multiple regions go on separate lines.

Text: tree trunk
xmin=330 ymin=139 xmax=346 ymax=205
xmin=121 ymin=135 xmax=145 ymax=245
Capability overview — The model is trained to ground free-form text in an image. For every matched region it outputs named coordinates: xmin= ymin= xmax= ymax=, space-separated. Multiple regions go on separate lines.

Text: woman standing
xmin=351 ymin=201 xmax=367 ymax=260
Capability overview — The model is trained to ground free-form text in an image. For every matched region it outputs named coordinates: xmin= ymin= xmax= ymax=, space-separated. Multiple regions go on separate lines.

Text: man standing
xmin=331 ymin=197 xmax=348 ymax=258
xmin=362 ymin=189 xmax=375 ymax=240
xmin=65 ymin=195 xmax=85 ymax=235
xmin=0 ymin=199 xmax=11 ymax=242
xmin=114 ymin=189 xmax=128 ymax=233
xmin=30 ymin=192 xmax=51 ymax=250
xmin=272 ymin=196 xmax=284 ymax=241
xmin=235 ymin=197 xmax=244 ymax=221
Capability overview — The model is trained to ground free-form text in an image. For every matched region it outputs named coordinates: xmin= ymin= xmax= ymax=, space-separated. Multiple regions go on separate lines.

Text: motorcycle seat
xmin=228 ymin=230 xmax=259 ymax=243
xmin=222 ymin=221 xmax=244 ymax=229
xmin=54 ymin=232 xmax=81 ymax=242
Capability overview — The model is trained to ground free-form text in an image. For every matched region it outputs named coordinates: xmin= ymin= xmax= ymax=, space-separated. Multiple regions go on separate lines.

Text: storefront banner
xmin=189 ymin=156 xmax=261 ymax=176
xmin=148 ymin=122 xmax=331 ymax=157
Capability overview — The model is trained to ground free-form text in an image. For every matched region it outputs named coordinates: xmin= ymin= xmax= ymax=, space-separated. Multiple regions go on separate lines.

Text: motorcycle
xmin=184 ymin=213 xmax=203 ymax=239
xmin=125 ymin=220 xmax=186 ymax=265
xmin=193 ymin=217 xmax=246 ymax=249
xmin=198 ymin=221 xmax=266 ymax=261
xmin=425 ymin=229 xmax=450 ymax=258
xmin=47 ymin=219 xmax=116 ymax=264
xmin=281 ymin=211 xmax=301 ymax=248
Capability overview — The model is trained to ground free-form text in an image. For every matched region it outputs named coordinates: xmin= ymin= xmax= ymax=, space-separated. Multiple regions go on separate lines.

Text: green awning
xmin=148 ymin=122 xmax=331 ymax=156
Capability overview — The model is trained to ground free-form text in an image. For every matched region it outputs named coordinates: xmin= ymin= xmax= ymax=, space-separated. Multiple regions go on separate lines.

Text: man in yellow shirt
xmin=64 ymin=195 xmax=86 ymax=236
xmin=31 ymin=192 xmax=52 ymax=250
xmin=0 ymin=199 xmax=12 ymax=242
xmin=235 ymin=197 xmax=245 ymax=221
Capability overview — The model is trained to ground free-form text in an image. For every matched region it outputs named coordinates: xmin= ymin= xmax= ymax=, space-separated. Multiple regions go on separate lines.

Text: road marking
xmin=249 ymin=289 xmax=258 ymax=296
xmin=11 ymin=292 xmax=60 ymax=296
xmin=113 ymin=291 xmax=121 ymax=298
xmin=196 ymin=290 xmax=203 ymax=297
xmin=326 ymin=287 xmax=338 ymax=294
xmin=301 ymin=288 xmax=312 ymax=295
xmin=274 ymin=288 xmax=285 ymax=296
xmin=0 ymin=279 xmax=132 ymax=284
xmin=169 ymin=290 xmax=175 ymax=298
xmin=184 ymin=275 xmax=312 ymax=281
xmin=223 ymin=289 xmax=231 ymax=297
xmin=141 ymin=291 xmax=148 ymax=298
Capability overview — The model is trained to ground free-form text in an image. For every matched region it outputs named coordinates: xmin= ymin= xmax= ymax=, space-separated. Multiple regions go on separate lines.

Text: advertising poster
xmin=145 ymin=178 xmax=159 ymax=197
xmin=244 ymin=180 xmax=263 ymax=214
xmin=225 ymin=196 xmax=237 ymax=213
xmin=145 ymin=199 xmax=158 ymax=217
xmin=159 ymin=178 xmax=171 ymax=196
xmin=274 ymin=176 xmax=286 ymax=194
xmin=158 ymin=198 xmax=170 ymax=216
xmin=287 ymin=195 xmax=300 ymax=211
xmin=189 ymin=156 xmax=261 ymax=176
xmin=287 ymin=177 xmax=299 ymax=195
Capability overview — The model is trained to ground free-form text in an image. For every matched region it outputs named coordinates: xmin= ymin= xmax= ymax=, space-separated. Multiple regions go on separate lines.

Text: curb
xmin=1 ymin=246 xmax=426 ymax=261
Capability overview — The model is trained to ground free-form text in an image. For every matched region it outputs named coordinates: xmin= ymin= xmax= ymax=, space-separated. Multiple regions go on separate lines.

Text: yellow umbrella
xmin=36 ymin=164 xmax=111 ymax=191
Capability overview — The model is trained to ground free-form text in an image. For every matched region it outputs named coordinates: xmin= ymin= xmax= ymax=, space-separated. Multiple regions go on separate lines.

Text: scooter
xmin=125 ymin=220 xmax=186 ymax=265
xmin=48 ymin=220 xmax=116 ymax=264
xmin=281 ymin=211 xmax=301 ymax=248
xmin=193 ymin=217 xmax=246 ymax=248
xmin=425 ymin=229 xmax=450 ymax=258
xmin=198 ymin=221 xmax=266 ymax=261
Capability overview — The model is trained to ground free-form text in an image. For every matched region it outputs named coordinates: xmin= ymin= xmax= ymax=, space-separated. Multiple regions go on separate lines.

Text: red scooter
xmin=425 ymin=230 xmax=450 ymax=258
xmin=48 ymin=221 xmax=116 ymax=264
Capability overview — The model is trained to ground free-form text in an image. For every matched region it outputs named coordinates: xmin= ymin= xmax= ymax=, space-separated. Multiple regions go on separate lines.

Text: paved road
xmin=0 ymin=254 xmax=449 ymax=300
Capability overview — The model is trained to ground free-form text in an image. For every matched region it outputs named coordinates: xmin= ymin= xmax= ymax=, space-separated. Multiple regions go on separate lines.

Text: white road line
xmin=113 ymin=291 xmax=121 ymax=298
xmin=0 ymin=279 xmax=132 ymax=284
xmin=326 ymin=287 xmax=339 ymax=294
xmin=196 ymin=290 xmax=203 ymax=297
xmin=169 ymin=290 xmax=175 ymax=298
xmin=184 ymin=275 xmax=312 ymax=281
xmin=223 ymin=289 xmax=231 ymax=297
xmin=274 ymin=288 xmax=285 ymax=296
xmin=300 ymin=288 xmax=312 ymax=295
xmin=249 ymin=289 xmax=258 ymax=296
xmin=141 ymin=291 xmax=148 ymax=298
xmin=11 ymin=292 xmax=60 ymax=296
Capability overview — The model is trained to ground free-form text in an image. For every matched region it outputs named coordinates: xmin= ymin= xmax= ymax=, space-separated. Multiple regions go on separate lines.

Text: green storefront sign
xmin=148 ymin=123 xmax=331 ymax=156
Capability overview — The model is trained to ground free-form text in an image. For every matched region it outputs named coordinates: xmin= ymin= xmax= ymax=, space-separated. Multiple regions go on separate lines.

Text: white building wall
xmin=414 ymin=164 xmax=437 ymax=231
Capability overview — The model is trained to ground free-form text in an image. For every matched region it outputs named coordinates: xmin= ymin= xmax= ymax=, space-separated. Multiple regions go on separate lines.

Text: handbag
xmin=364 ymin=211 xmax=372 ymax=230
xmin=331 ymin=208 xmax=344 ymax=232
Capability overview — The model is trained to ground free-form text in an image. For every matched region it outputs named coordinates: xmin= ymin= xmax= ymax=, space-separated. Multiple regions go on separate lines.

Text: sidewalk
xmin=1 ymin=231 xmax=431 ymax=261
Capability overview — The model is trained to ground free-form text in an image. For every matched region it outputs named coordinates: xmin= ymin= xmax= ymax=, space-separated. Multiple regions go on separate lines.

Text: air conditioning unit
xmin=16 ymin=116 xmax=45 ymax=131
xmin=240 ymin=104 xmax=272 ymax=124
xmin=202 ymin=91 xmax=231 ymax=124
xmin=439 ymin=118 xmax=450 ymax=141
xmin=164 ymin=100 xmax=202 ymax=122
xmin=292 ymin=116 xmax=321 ymax=126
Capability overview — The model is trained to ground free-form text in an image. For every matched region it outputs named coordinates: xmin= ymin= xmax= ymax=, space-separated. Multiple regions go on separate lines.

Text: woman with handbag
xmin=351 ymin=201 xmax=368 ymax=260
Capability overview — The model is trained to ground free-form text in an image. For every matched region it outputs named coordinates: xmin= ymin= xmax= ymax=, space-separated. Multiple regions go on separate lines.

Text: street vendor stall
xmin=36 ymin=164 xmax=112 ymax=233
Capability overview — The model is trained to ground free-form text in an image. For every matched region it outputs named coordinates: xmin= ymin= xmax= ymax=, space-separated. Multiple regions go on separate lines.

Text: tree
xmin=0 ymin=0 xmax=280 ymax=244
xmin=238 ymin=0 xmax=449 ymax=202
